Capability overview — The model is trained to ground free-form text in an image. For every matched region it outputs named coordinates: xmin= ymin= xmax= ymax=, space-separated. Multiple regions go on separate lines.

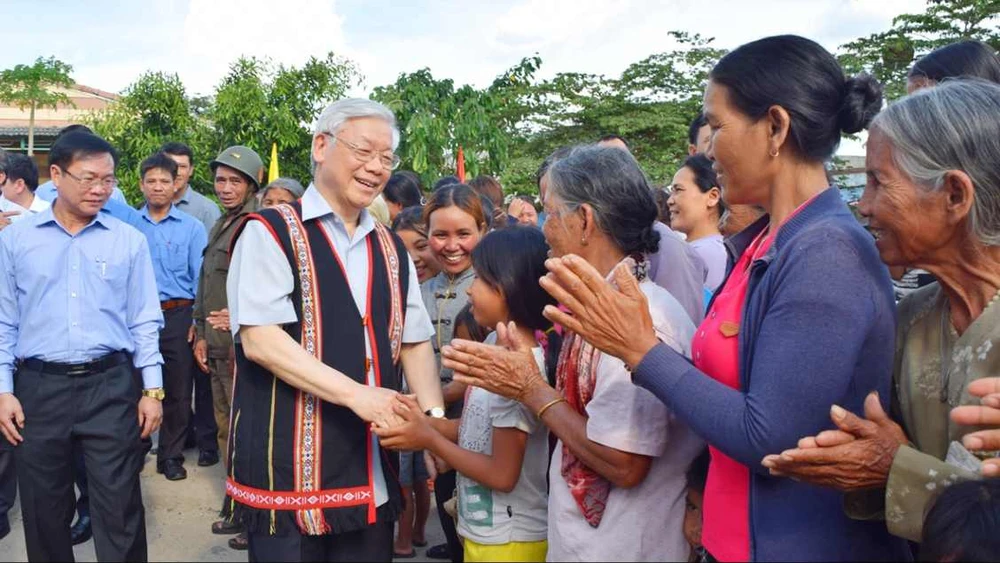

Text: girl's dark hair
xmin=681 ymin=153 xmax=726 ymax=218
xmin=453 ymin=303 xmax=490 ymax=344
xmin=468 ymin=175 xmax=503 ymax=208
xmin=384 ymin=171 xmax=424 ymax=208
xmin=709 ymin=34 xmax=883 ymax=161
xmin=433 ymin=175 xmax=460 ymax=192
xmin=921 ymin=478 xmax=1000 ymax=562
xmin=471 ymin=227 xmax=562 ymax=384
xmin=391 ymin=205 xmax=426 ymax=235
xmin=910 ymin=40 xmax=1000 ymax=85
xmin=423 ymin=183 xmax=488 ymax=232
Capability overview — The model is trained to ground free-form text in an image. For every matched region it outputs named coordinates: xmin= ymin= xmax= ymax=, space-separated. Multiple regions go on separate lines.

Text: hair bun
xmin=839 ymin=73 xmax=884 ymax=134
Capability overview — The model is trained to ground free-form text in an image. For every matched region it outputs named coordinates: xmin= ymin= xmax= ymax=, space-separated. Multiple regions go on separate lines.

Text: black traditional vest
xmin=222 ymin=202 xmax=409 ymax=536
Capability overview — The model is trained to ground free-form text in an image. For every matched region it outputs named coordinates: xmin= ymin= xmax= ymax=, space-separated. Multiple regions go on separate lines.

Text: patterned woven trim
xmin=373 ymin=222 xmax=404 ymax=363
xmin=226 ymin=478 xmax=372 ymax=511
xmin=274 ymin=203 xmax=328 ymax=535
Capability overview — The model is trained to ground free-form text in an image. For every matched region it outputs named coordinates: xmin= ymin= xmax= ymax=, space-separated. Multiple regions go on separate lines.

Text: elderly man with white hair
xmin=221 ymin=99 xmax=446 ymax=561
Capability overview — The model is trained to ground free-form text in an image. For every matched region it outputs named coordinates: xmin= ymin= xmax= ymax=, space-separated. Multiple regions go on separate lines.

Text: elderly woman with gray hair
xmin=762 ymin=79 xmax=1000 ymax=543
xmin=443 ymin=145 xmax=703 ymax=561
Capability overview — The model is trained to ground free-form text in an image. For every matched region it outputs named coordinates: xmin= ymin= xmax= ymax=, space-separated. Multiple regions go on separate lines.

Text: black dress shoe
xmin=70 ymin=515 xmax=92 ymax=545
xmin=425 ymin=543 xmax=451 ymax=560
xmin=198 ymin=449 xmax=220 ymax=467
xmin=157 ymin=459 xmax=188 ymax=481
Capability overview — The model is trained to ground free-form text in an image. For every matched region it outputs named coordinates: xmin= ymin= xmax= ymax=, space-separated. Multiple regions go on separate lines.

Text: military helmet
xmin=209 ymin=145 xmax=264 ymax=190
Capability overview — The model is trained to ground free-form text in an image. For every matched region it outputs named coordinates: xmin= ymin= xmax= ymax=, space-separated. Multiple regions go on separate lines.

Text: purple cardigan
xmin=633 ymin=188 xmax=912 ymax=561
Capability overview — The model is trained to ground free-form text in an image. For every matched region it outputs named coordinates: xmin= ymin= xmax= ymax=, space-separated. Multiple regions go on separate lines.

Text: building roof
xmin=0 ymin=126 xmax=62 ymax=137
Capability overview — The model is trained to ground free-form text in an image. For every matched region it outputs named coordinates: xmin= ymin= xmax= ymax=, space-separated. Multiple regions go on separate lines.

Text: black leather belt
xmin=21 ymin=351 xmax=129 ymax=377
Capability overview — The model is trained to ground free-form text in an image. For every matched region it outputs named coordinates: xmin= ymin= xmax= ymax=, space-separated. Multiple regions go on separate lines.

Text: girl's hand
xmin=373 ymin=395 xmax=438 ymax=451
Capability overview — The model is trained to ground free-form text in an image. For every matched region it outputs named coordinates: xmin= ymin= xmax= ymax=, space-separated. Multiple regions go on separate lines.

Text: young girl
xmin=378 ymin=227 xmax=559 ymax=562
xmin=420 ymin=183 xmax=489 ymax=561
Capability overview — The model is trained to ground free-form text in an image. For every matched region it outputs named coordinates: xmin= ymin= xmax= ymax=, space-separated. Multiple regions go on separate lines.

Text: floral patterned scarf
xmin=555 ymin=256 xmax=647 ymax=528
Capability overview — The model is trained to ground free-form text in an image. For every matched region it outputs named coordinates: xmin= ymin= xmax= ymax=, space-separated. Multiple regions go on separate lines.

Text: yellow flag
xmin=268 ymin=142 xmax=279 ymax=183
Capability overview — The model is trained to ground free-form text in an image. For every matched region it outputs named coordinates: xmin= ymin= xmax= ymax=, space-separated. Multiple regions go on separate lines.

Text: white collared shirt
xmin=0 ymin=194 xmax=51 ymax=222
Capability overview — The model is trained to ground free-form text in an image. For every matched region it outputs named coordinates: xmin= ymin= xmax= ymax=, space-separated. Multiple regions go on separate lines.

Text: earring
xmin=769 ymin=148 xmax=780 ymax=158
xmin=581 ymin=237 xmax=588 ymax=245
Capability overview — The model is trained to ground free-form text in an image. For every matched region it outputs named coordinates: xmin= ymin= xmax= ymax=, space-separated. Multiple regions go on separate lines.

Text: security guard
xmin=192 ymin=146 xmax=262 ymax=455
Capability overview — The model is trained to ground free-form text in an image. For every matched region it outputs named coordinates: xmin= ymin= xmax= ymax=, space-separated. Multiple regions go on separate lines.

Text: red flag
xmin=456 ymin=146 xmax=466 ymax=183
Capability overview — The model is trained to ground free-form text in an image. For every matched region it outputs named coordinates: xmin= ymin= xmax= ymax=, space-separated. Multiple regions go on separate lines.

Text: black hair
xmin=685 ymin=448 xmax=711 ymax=493
xmin=709 ymin=35 xmax=883 ymax=161
xmin=453 ymin=303 xmax=490 ymax=344
xmin=653 ymin=187 xmax=671 ymax=225
xmin=910 ymin=40 xmax=1000 ymax=85
xmin=598 ymin=134 xmax=629 ymax=148
xmin=5 ymin=153 xmax=39 ymax=192
xmin=688 ymin=113 xmax=708 ymax=146
xmin=471 ymin=227 xmax=562 ymax=384
xmin=921 ymin=478 xmax=1000 ymax=562
xmin=468 ymin=175 xmax=504 ymax=208
xmin=423 ymin=183 xmax=489 ymax=232
xmin=49 ymin=131 xmax=118 ymax=171
xmin=384 ymin=171 xmax=424 ymax=208
xmin=433 ymin=175 xmax=460 ymax=192
xmin=391 ymin=205 xmax=426 ymax=235
xmin=140 ymin=151 xmax=179 ymax=180
xmin=680 ymin=153 xmax=726 ymax=218
xmin=160 ymin=141 xmax=194 ymax=166
xmin=536 ymin=146 xmax=573 ymax=189
xmin=55 ymin=124 xmax=93 ymax=142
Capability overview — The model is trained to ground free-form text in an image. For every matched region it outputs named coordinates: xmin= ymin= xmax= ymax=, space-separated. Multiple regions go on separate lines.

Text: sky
xmin=0 ymin=0 xmax=929 ymax=155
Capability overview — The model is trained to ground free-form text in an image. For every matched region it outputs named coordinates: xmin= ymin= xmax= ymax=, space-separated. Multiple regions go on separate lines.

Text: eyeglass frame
xmin=60 ymin=167 xmax=118 ymax=191
xmin=323 ymin=132 xmax=401 ymax=171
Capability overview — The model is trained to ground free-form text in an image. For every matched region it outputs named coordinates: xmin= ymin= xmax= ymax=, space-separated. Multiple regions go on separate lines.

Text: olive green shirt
xmin=194 ymin=197 xmax=258 ymax=358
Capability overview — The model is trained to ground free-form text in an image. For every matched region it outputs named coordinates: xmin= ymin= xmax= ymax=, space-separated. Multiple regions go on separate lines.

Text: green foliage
xmin=838 ymin=0 xmax=1000 ymax=100
xmin=0 ymin=56 xmax=75 ymax=155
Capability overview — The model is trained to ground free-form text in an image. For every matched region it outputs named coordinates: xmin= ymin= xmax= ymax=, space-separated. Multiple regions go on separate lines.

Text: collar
xmin=37 ymin=205 xmax=110 ymax=231
xmin=301 ymin=183 xmax=375 ymax=237
xmin=140 ymin=204 xmax=182 ymax=224
xmin=177 ymin=185 xmax=192 ymax=204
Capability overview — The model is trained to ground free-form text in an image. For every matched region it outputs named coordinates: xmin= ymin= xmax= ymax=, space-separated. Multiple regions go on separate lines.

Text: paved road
xmin=0 ymin=450 xmax=445 ymax=562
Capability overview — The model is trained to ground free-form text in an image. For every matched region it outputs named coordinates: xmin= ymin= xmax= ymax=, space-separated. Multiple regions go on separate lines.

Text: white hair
xmin=314 ymin=98 xmax=400 ymax=150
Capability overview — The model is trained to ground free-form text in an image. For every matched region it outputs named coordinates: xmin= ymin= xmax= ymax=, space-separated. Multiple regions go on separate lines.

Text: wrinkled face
xmin=312 ymin=117 xmax=394 ymax=215
xmin=541 ymin=188 xmax=584 ymax=258
xmin=858 ymin=128 xmax=953 ymax=267
xmin=166 ymin=153 xmax=192 ymax=190
xmin=397 ymin=228 xmax=439 ymax=283
xmin=51 ymin=153 xmax=116 ymax=218
xmin=141 ymin=167 xmax=177 ymax=209
xmin=667 ymin=166 xmax=718 ymax=236
xmin=467 ymin=275 xmax=507 ymax=330
xmin=213 ymin=164 xmax=252 ymax=211
xmin=428 ymin=205 xmax=484 ymax=276
xmin=703 ymin=80 xmax=772 ymax=206
xmin=261 ymin=187 xmax=297 ymax=208
xmin=683 ymin=488 xmax=704 ymax=550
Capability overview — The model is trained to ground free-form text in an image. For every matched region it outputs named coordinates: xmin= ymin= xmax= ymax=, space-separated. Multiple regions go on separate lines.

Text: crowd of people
xmin=0 ymin=32 xmax=999 ymax=563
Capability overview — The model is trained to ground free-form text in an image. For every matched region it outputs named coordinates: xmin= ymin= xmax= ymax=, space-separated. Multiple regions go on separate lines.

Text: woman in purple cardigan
xmin=443 ymin=36 xmax=913 ymax=562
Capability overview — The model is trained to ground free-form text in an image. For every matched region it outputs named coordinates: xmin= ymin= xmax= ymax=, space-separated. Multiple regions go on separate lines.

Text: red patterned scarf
xmin=554 ymin=256 xmax=646 ymax=528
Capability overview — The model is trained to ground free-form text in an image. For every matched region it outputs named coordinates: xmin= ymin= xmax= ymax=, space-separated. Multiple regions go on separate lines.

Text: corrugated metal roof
xmin=0 ymin=126 xmax=62 ymax=137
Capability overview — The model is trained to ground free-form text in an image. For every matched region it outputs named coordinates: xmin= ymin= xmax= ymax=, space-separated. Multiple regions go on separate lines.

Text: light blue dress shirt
xmin=101 ymin=197 xmax=145 ymax=230
xmin=0 ymin=207 xmax=165 ymax=393
xmin=137 ymin=205 xmax=207 ymax=302
xmin=35 ymin=180 xmax=127 ymax=205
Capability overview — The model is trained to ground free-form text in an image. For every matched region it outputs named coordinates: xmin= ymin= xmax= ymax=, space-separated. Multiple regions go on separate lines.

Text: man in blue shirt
xmin=136 ymin=152 xmax=207 ymax=482
xmin=34 ymin=124 xmax=128 ymax=206
xmin=0 ymin=131 xmax=165 ymax=562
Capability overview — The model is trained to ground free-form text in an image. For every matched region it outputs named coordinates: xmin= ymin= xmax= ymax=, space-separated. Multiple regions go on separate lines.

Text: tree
xmin=0 ymin=56 xmax=75 ymax=155
xmin=838 ymin=0 xmax=1000 ymax=100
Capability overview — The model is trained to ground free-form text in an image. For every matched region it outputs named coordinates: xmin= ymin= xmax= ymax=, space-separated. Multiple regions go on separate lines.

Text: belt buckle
xmin=66 ymin=365 xmax=89 ymax=377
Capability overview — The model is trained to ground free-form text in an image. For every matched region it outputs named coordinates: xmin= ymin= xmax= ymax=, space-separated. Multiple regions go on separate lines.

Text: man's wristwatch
xmin=142 ymin=388 xmax=166 ymax=401
xmin=424 ymin=407 xmax=445 ymax=419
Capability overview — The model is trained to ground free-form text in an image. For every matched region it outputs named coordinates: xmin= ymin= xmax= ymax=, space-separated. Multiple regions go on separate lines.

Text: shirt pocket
xmin=161 ymin=242 xmax=188 ymax=273
xmin=210 ymin=246 xmax=230 ymax=274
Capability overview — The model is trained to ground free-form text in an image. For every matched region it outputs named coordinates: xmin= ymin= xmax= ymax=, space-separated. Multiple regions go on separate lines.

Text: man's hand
xmin=0 ymin=393 xmax=24 ymax=445
xmin=347 ymin=384 xmax=403 ymax=429
xmin=137 ymin=396 xmax=163 ymax=439
xmin=373 ymin=395 xmax=439 ymax=451
xmin=207 ymin=309 xmax=231 ymax=333
xmin=0 ymin=210 xmax=20 ymax=231
xmin=187 ymin=324 xmax=196 ymax=344
xmin=194 ymin=338 xmax=209 ymax=373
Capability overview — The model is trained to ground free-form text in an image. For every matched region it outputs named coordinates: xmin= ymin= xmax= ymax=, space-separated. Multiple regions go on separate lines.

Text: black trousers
xmin=0 ymin=438 xmax=15 ymax=533
xmin=157 ymin=306 xmax=194 ymax=465
xmin=186 ymin=356 xmax=219 ymax=453
xmin=247 ymin=515 xmax=393 ymax=562
xmin=15 ymin=358 xmax=147 ymax=562
xmin=434 ymin=470 xmax=463 ymax=563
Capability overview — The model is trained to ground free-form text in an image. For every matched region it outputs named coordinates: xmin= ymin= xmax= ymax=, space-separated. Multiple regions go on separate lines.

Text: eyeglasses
xmin=62 ymin=168 xmax=117 ymax=191
xmin=326 ymin=133 xmax=400 ymax=171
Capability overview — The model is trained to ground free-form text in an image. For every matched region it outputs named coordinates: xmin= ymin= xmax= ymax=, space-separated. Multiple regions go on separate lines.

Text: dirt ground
xmin=0 ymin=450 xmax=445 ymax=562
